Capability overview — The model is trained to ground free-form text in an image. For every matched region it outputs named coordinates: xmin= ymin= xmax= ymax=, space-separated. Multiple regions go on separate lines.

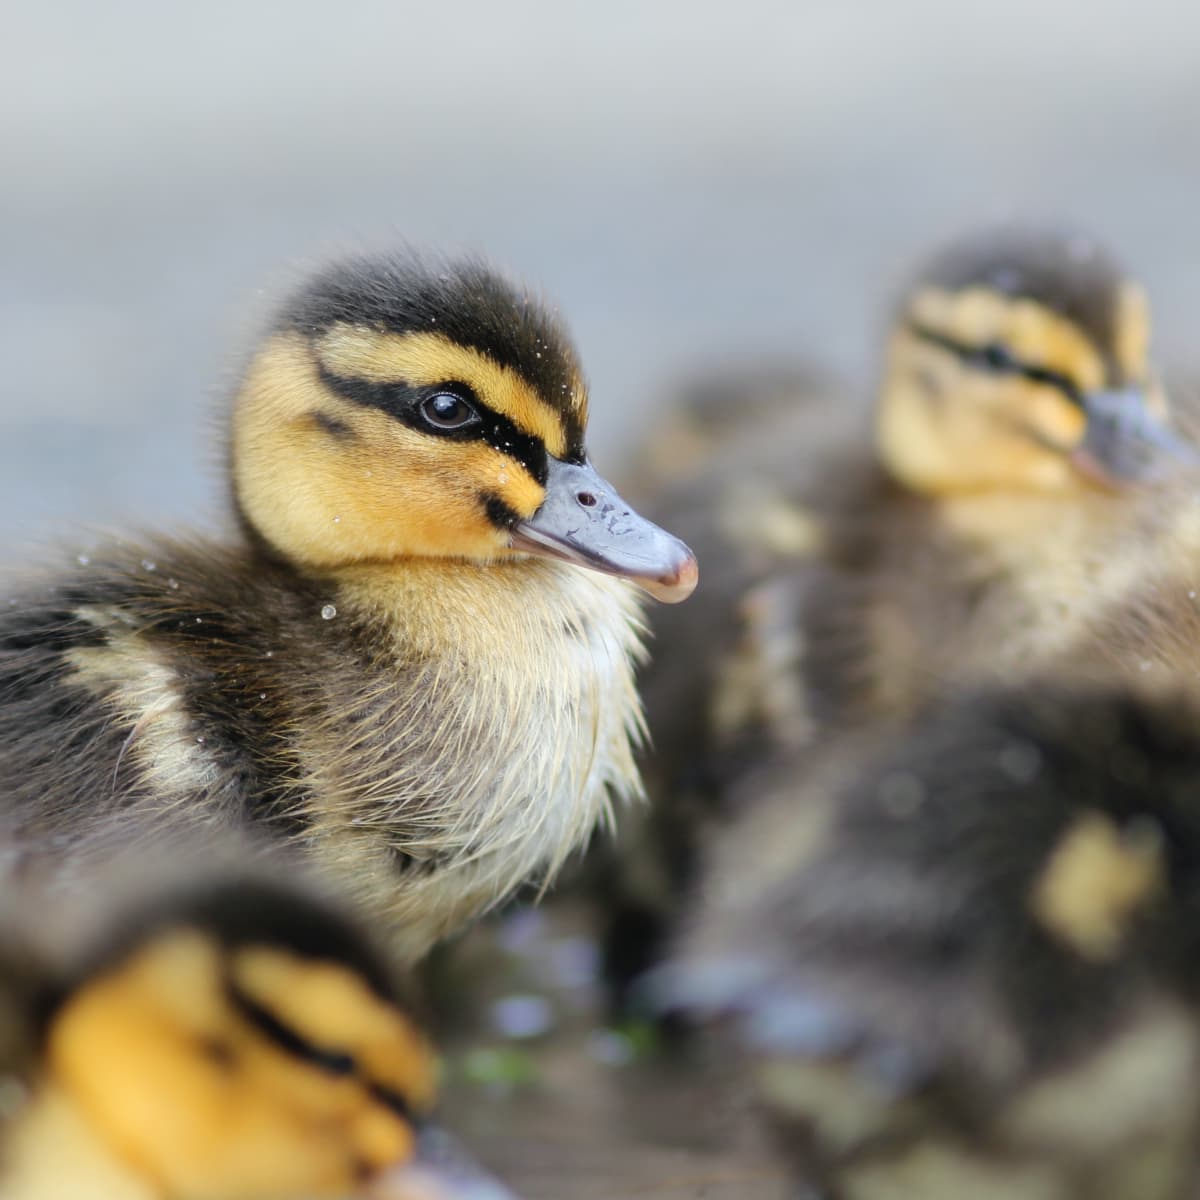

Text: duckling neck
xmin=333 ymin=553 xmax=636 ymax=653
xmin=1 ymin=1083 xmax=157 ymax=1200
xmin=918 ymin=486 xmax=1167 ymax=679
xmin=934 ymin=486 xmax=1126 ymax=541
xmin=310 ymin=555 xmax=647 ymax=957
xmin=933 ymin=487 xmax=1151 ymax=586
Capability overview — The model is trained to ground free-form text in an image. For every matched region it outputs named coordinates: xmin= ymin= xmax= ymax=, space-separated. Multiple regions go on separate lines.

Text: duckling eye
xmin=419 ymin=392 xmax=479 ymax=432
xmin=979 ymin=342 xmax=1017 ymax=371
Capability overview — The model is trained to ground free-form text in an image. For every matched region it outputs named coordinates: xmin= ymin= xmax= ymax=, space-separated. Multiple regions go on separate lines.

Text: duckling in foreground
xmin=0 ymin=251 xmax=696 ymax=959
xmin=0 ymin=872 xmax=515 ymax=1199
xmin=659 ymin=684 xmax=1200 ymax=1200
xmin=597 ymin=226 xmax=1193 ymax=1014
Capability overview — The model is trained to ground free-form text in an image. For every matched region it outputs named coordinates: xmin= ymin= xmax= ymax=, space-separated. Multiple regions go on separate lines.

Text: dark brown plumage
xmin=597 ymin=224 xmax=1193 ymax=1015
xmin=660 ymin=685 xmax=1200 ymax=1200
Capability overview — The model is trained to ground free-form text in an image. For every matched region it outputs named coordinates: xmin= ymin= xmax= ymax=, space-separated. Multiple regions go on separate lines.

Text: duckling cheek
xmin=299 ymin=448 xmax=506 ymax=562
xmin=491 ymin=467 xmax=545 ymax=522
xmin=379 ymin=444 xmax=547 ymax=557
xmin=1025 ymin=387 xmax=1088 ymax=453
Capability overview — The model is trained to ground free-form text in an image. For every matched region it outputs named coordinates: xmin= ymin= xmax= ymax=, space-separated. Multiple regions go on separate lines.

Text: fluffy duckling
xmin=0 ymin=873 xmax=514 ymax=1199
xmin=0 ymin=251 xmax=696 ymax=959
xmin=687 ymin=226 xmax=1191 ymax=743
xmin=659 ymin=684 xmax=1200 ymax=1200
xmin=597 ymin=226 xmax=1193 ymax=1013
xmin=804 ymin=225 xmax=1195 ymax=724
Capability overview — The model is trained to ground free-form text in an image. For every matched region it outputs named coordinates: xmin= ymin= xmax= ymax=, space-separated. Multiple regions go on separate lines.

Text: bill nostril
xmin=576 ymin=491 xmax=598 ymax=508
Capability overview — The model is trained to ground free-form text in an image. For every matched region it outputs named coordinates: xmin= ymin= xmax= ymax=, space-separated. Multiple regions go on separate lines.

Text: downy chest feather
xmin=308 ymin=558 xmax=647 ymax=950
xmin=933 ymin=490 xmax=1159 ymax=670
xmin=57 ymin=556 xmax=648 ymax=956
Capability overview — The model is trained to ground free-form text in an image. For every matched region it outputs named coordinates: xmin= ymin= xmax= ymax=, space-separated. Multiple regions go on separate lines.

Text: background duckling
xmin=658 ymin=684 xmax=1200 ymax=1200
xmin=0 ymin=870 xmax=516 ymax=1199
xmin=808 ymin=225 xmax=1193 ymax=722
xmin=724 ymin=225 xmax=1191 ymax=736
xmin=0 ymin=250 xmax=696 ymax=961
xmin=596 ymin=225 xmax=1193 ymax=1015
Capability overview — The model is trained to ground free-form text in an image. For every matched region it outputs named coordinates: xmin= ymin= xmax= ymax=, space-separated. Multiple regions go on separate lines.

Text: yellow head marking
xmin=49 ymin=930 xmax=436 ymax=1196
xmin=910 ymin=286 xmax=1108 ymax=390
xmin=1114 ymin=281 xmax=1162 ymax=410
xmin=233 ymin=331 xmax=553 ymax=569
xmin=231 ymin=945 xmax=437 ymax=1114
xmin=1030 ymin=812 xmax=1163 ymax=960
xmin=317 ymin=324 xmax=576 ymax=458
xmin=878 ymin=287 xmax=1106 ymax=494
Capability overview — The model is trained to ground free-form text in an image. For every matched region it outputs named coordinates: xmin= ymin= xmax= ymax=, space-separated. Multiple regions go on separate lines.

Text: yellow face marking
xmin=234 ymin=333 xmax=549 ymax=569
xmin=49 ymin=931 xmax=434 ymax=1196
xmin=231 ymin=946 xmax=437 ymax=1113
xmin=1114 ymin=281 xmax=1169 ymax=420
xmin=876 ymin=286 xmax=1129 ymax=494
xmin=909 ymin=287 xmax=1109 ymax=392
xmin=878 ymin=329 xmax=1087 ymax=495
xmin=1114 ymin=282 xmax=1151 ymax=385
xmin=317 ymin=324 xmax=575 ymax=458
xmin=1030 ymin=812 xmax=1163 ymax=960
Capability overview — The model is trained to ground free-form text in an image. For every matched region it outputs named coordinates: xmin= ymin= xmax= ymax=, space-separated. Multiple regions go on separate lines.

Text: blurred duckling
xmin=0 ymin=873 xmax=516 ymax=1199
xmin=804 ymin=225 xmax=1194 ymax=724
xmin=665 ymin=225 xmax=1189 ymax=753
xmin=0 ymin=251 xmax=696 ymax=960
xmin=659 ymin=684 xmax=1200 ymax=1200
xmin=598 ymin=226 xmax=1192 ymax=1013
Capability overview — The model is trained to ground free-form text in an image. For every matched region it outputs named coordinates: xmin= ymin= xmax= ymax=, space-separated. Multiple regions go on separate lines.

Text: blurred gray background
xmin=3 ymin=0 xmax=1199 ymax=554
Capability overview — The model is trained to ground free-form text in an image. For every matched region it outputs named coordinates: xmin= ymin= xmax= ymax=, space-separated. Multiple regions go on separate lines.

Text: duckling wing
xmin=0 ymin=540 xmax=322 ymax=857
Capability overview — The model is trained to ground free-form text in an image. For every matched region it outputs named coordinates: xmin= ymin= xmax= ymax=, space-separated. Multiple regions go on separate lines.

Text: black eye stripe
xmin=908 ymin=322 xmax=1084 ymax=407
xmin=369 ymin=1081 xmax=417 ymax=1124
xmin=226 ymin=979 xmax=419 ymax=1123
xmin=317 ymin=364 xmax=550 ymax=485
xmin=227 ymin=979 xmax=357 ymax=1077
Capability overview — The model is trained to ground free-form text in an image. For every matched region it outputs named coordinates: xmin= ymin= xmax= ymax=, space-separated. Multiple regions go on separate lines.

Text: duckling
xmin=597 ymin=226 xmax=1193 ymax=1014
xmin=672 ymin=225 xmax=1191 ymax=749
xmin=0 ymin=250 xmax=697 ymax=959
xmin=659 ymin=683 xmax=1200 ymax=1200
xmin=803 ymin=224 xmax=1195 ymax=724
xmin=0 ymin=871 xmax=514 ymax=1198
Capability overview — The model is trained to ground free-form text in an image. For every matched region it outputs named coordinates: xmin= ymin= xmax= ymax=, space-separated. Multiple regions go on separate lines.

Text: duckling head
xmin=232 ymin=252 xmax=697 ymax=602
xmin=876 ymin=226 xmax=1194 ymax=494
xmin=40 ymin=879 xmax=493 ymax=1198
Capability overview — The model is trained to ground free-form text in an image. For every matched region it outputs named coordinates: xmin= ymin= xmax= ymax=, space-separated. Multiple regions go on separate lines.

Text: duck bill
xmin=510 ymin=457 xmax=698 ymax=603
xmin=371 ymin=1126 xmax=519 ymax=1199
xmin=1071 ymin=388 xmax=1198 ymax=486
